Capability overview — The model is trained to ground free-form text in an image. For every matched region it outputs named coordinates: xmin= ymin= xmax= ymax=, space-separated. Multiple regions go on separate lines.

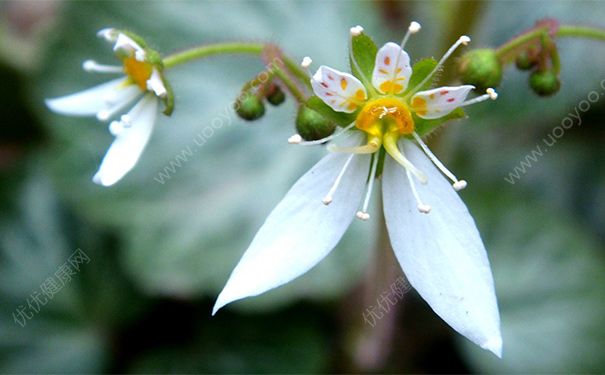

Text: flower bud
xmin=515 ymin=51 xmax=535 ymax=71
xmin=529 ymin=70 xmax=560 ymax=96
xmin=295 ymin=105 xmax=336 ymax=141
xmin=235 ymin=93 xmax=265 ymax=121
xmin=458 ymin=49 xmax=503 ymax=90
xmin=265 ymin=84 xmax=286 ymax=106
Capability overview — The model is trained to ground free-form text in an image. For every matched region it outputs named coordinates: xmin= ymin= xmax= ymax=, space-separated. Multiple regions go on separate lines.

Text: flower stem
xmin=273 ymin=65 xmax=307 ymax=103
xmin=282 ymin=55 xmax=312 ymax=89
xmin=162 ymin=42 xmax=265 ymax=68
xmin=557 ymin=25 xmax=605 ymax=41
xmin=496 ymin=24 xmax=605 ymax=63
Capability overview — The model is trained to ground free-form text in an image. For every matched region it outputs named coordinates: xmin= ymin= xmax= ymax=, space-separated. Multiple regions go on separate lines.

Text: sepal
xmin=305 ymin=96 xmax=356 ymax=127
xmin=413 ymin=107 xmax=466 ymax=137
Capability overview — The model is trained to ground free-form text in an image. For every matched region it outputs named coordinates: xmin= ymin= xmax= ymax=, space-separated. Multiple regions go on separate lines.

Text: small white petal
xmin=97 ymin=28 xmax=118 ymax=41
xmin=45 ymin=78 xmax=130 ymax=117
xmin=382 ymin=139 xmax=502 ymax=356
xmin=93 ymin=95 xmax=158 ymax=186
xmin=146 ymin=68 xmax=167 ymax=97
xmin=372 ymin=42 xmax=412 ymax=94
xmin=310 ymin=65 xmax=367 ymax=113
xmin=114 ymin=33 xmax=145 ymax=57
xmin=213 ymin=134 xmax=370 ymax=314
xmin=411 ymin=85 xmax=475 ymax=119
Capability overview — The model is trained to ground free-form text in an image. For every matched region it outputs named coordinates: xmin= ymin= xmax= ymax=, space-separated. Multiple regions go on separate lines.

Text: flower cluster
xmin=213 ymin=23 xmax=503 ymax=357
xmin=46 ymin=28 xmax=173 ymax=186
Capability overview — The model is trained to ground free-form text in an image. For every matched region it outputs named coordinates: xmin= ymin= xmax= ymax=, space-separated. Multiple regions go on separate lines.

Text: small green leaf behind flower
xmin=414 ymin=107 xmax=467 ymax=137
xmin=349 ymin=32 xmax=378 ymax=84
xmin=406 ymin=57 xmax=439 ymax=94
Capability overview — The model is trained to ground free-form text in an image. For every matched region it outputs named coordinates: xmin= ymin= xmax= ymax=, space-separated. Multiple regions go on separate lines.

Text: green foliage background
xmin=1 ymin=0 xmax=605 ymax=372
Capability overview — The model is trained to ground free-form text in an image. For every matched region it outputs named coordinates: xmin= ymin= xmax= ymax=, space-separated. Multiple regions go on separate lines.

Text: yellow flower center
xmin=355 ymin=97 xmax=414 ymax=138
xmin=123 ymin=57 xmax=152 ymax=91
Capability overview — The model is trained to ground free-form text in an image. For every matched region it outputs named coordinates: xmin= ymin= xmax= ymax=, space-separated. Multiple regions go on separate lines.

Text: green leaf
xmin=305 ymin=96 xmax=356 ymax=127
xmin=405 ymin=57 xmax=438 ymax=94
xmin=349 ymin=32 xmax=377 ymax=85
xmin=414 ymin=107 xmax=466 ymax=137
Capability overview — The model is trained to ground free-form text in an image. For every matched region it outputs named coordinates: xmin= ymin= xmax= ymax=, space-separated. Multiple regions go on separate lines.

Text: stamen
xmin=350 ymin=25 xmax=364 ymax=36
xmin=399 ymin=21 xmax=422 ymax=52
xmin=412 ymin=132 xmax=467 ymax=191
xmin=323 ymin=154 xmax=355 ymax=205
xmin=407 ymin=35 xmax=471 ymax=97
xmin=406 ymin=169 xmax=431 ymax=214
xmin=383 ymin=133 xmax=427 ymax=184
xmin=301 ymin=56 xmax=312 ymax=69
xmin=293 ymin=123 xmax=356 ymax=146
xmin=328 ymin=135 xmax=381 ymax=154
xmin=288 ymin=134 xmax=303 ymax=144
xmin=300 ymin=56 xmax=313 ymax=78
xmin=459 ymin=87 xmax=498 ymax=107
xmin=356 ymin=153 xmax=380 ymax=221
xmin=83 ymin=60 xmax=123 ymax=74
xmin=109 ymin=120 xmax=124 ymax=136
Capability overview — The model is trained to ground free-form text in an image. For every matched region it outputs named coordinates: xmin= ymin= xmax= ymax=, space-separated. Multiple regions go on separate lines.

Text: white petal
xmin=45 ymin=78 xmax=130 ymax=117
xmin=372 ymin=42 xmax=412 ymax=94
xmin=92 ymin=95 xmax=158 ymax=186
xmin=410 ymin=85 xmax=474 ymax=120
xmin=382 ymin=139 xmax=502 ymax=356
xmin=146 ymin=68 xmax=167 ymax=98
xmin=213 ymin=135 xmax=370 ymax=314
xmin=311 ymin=65 xmax=367 ymax=113
xmin=114 ymin=33 xmax=145 ymax=59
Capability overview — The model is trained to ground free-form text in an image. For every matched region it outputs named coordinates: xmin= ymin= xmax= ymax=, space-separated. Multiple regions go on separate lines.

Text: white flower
xmin=213 ymin=23 xmax=502 ymax=357
xmin=45 ymin=28 xmax=170 ymax=186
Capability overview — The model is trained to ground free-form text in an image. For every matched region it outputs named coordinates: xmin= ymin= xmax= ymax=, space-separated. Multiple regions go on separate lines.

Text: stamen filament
xmin=412 ymin=132 xmax=467 ymax=191
xmin=83 ymin=60 xmax=123 ymax=74
xmin=290 ymin=123 xmax=356 ymax=145
xmin=383 ymin=133 xmax=427 ymax=184
xmin=328 ymin=135 xmax=381 ymax=154
xmin=406 ymin=169 xmax=431 ymax=214
xmin=406 ymin=35 xmax=471 ymax=98
xmin=323 ymin=154 xmax=355 ymax=205
xmin=459 ymin=88 xmax=498 ymax=107
xmin=399 ymin=21 xmax=421 ymax=51
xmin=356 ymin=153 xmax=380 ymax=220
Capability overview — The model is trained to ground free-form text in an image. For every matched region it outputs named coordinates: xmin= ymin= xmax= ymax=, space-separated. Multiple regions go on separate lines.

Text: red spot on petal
xmin=325 ymin=92 xmax=333 ymax=96
xmin=321 ymin=82 xmax=329 ymax=88
xmin=440 ymin=90 xmax=449 ymax=96
xmin=384 ymin=56 xmax=391 ymax=66
xmin=328 ymin=74 xmax=334 ymax=80
xmin=447 ymin=98 xmax=455 ymax=102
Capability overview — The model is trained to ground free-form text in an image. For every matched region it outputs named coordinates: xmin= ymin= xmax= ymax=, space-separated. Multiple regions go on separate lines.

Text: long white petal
xmin=382 ymin=139 xmax=502 ymax=356
xmin=213 ymin=136 xmax=370 ymax=314
xmin=93 ymin=95 xmax=158 ymax=186
xmin=45 ymin=78 xmax=130 ymax=117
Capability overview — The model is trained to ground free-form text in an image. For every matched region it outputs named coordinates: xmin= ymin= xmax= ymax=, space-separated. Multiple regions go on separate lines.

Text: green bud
xmin=515 ymin=51 xmax=535 ymax=71
xmin=295 ymin=105 xmax=336 ymax=141
xmin=265 ymin=85 xmax=286 ymax=106
xmin=529 ymin=70 xmax=561 ymax=96
xmin=235 ymin=93 xmax=265 ymax=121
xmin=458 ymin=49 xmax=503 ymax=90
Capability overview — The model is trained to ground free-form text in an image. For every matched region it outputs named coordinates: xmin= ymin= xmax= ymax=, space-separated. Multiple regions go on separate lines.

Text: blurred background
xmin=1 ymin=0 xmax=605 ymax=373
